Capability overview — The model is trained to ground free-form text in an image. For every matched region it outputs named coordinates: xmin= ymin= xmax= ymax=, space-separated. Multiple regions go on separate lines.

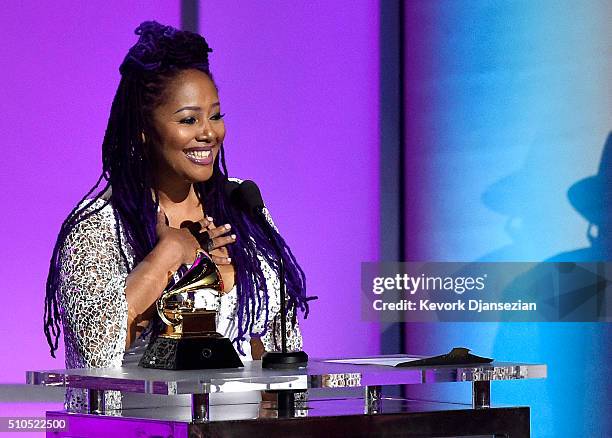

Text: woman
xmin=43 ymin=21 xmax=310 ymax=410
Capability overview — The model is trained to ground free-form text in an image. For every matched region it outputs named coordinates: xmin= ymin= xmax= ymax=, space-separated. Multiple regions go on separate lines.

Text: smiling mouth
xmin=184 ymin=147 xmax=214 ymax=165
xmin=185 ymin=150 xmax=211 ymax=159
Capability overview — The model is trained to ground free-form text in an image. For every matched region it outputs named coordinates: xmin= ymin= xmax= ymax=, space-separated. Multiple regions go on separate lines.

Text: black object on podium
xmin=226 ymin=180 xmax=309 ymax=369
xmin=396 ymin=347 xmax=493 ymax=367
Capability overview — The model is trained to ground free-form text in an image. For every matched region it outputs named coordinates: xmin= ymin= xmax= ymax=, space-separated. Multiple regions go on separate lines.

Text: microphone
xmin=224 ymin=179 xmax=240 ymax=199
xmin=227 ymin=179 xmax=308 ymax=369
xmin=227 ymin=180 xmax=265 ymax=217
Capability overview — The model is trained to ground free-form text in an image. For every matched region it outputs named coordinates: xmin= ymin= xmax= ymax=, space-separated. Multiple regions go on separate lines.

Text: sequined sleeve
xmin=258 ymin=207 xmax=304 ymax=353
xmin=57 ymin=201 xmax=130 ymax=369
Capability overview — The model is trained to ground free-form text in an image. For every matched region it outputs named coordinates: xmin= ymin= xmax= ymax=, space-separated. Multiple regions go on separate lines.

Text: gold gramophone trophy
xmin=139 ymin=250 xmax=244 ymax=370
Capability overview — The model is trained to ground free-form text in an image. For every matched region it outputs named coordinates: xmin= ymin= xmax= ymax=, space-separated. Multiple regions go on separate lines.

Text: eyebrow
xmin=174 ymin=103 xmax=220 ymax=114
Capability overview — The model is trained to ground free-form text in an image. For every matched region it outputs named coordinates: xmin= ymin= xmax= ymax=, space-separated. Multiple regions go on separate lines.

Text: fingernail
xmin=224 ymin=224 xmax=231 ymax=230
xmin=207 ymin=216 xmax=214 ymax=221
xmin=231 ymin=234 xmax=237 ymax=239
xmin=227 ymin=257 xmax=232 ymax=262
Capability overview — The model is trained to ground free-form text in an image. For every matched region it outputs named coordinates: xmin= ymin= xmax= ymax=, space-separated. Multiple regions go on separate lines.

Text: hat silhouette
xmin=567 ymin=132 xmax=612 ymax=225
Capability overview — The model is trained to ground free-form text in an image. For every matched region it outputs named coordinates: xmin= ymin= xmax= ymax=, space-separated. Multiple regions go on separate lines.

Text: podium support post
xmin=87 ymin=389 xmax=106 ymax=414
xmin=191 ymin=393 xmax=210 ymax=422
xmin=472 ymin=381 xmax=491 ymax=409
xmin=365 ymin=385 xmax=382 ymax=414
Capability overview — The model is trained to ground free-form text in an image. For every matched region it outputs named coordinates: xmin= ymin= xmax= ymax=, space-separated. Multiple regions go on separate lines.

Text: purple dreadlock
xmin=44 ymin=21 xmax=313 ymax=358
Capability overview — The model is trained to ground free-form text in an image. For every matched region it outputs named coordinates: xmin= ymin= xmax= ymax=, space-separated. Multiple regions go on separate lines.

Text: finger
xmin=207 ymin=223 xmax=233 ymax=239
xmin=196 ymin=217 xmax=212 ymax=230
xmin=208 ymin=234 xmax=237 ymax=251
xmin=209 ymin=246 xmax=228 ymax=257
xmin=211 ymin=254 xmax=232 ymax=265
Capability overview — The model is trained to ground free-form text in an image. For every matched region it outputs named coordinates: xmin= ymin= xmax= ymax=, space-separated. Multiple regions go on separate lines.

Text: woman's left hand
xmin=203 ymin=218 xmax=236 ymax=265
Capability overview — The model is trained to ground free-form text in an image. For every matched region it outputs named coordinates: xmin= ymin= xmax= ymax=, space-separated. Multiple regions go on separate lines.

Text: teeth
xmin=186 ymin=150 xmax=211 ymax=159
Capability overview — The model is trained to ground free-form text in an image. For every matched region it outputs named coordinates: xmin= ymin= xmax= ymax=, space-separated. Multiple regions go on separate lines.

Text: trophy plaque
xmin=139 ymin=250 xmax=244 ymax=370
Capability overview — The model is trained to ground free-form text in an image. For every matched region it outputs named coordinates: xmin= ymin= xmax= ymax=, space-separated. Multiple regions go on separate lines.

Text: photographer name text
xmin=372 ymin=298 xmax=537 ymax=313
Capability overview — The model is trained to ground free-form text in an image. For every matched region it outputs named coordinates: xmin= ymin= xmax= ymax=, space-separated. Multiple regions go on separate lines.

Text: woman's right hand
xmin=155 ymin=209 xmax=210 ymax=266
xmin=124 ymin=209 xmax=209 ymax=348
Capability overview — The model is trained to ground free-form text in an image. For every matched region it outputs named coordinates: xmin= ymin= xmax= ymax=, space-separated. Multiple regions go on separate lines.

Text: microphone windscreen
xmin=232 ymin=180 xmax=264 ymax=216
xmin=224 ymin=179 xmax=240 ymax=199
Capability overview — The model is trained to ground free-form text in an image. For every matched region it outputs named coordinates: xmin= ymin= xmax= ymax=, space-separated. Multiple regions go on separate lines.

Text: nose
xmin=196 ymin=128 xmax=215 ymax=143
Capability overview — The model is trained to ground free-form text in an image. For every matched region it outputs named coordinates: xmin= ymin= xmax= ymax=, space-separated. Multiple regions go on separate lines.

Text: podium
xmin=26 ymin=355 xmax=546 ymax=437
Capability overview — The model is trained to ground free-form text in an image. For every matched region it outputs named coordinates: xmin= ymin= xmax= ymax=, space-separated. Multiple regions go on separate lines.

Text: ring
xmin=205 ymin=237 xmax=215 ymax=253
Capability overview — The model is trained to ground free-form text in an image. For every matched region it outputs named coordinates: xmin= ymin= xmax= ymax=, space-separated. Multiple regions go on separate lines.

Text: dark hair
xmin=44 ymin=21 xmax=312 ymax=358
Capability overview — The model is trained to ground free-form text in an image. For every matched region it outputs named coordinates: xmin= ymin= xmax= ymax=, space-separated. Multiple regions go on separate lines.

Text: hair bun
xmin=135 ymin=21 xmax=176 ymax=37
xmin=119 ymin=20 xmax=212 ymax=77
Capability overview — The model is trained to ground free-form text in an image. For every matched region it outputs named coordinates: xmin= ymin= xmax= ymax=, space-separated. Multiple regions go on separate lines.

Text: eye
xmin=179 ymin=116 xmax=197 ymax=125
xmin=210 ymin=113 xmax=225 ymax=121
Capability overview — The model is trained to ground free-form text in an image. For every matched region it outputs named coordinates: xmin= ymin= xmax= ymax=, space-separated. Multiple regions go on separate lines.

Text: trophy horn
xmin=157 ymin=249 xmax=224 ymax=326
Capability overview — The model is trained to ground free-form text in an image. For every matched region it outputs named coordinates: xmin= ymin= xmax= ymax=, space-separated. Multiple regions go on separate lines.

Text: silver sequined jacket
xmin=56 ymin=187 xmax=302 ymax=411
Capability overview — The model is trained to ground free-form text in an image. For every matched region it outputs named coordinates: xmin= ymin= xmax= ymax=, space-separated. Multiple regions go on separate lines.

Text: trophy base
xmin=139 ymin=335 xmax=244 ymax=370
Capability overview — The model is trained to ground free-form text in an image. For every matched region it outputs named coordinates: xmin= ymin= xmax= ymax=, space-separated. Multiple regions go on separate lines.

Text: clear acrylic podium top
xmin=26 ymin=355 xmax=546 ymax=396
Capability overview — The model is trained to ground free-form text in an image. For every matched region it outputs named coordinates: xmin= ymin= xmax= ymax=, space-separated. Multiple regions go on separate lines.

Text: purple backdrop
xmin=0 ymin=1 xmax=181 ymax=384
xmin=0 ymin=1 xmax=380 ymax=384
xmin=199 ymin=1 xmax=381 ymax=359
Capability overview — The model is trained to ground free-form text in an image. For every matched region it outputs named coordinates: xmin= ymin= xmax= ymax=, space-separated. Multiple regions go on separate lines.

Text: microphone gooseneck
xmin=227 ymin=179 xmax=308 ymax=368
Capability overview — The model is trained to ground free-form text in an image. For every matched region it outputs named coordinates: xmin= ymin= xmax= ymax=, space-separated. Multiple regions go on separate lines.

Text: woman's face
xmin=151 ymin=69 xmax=225 ymax=187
